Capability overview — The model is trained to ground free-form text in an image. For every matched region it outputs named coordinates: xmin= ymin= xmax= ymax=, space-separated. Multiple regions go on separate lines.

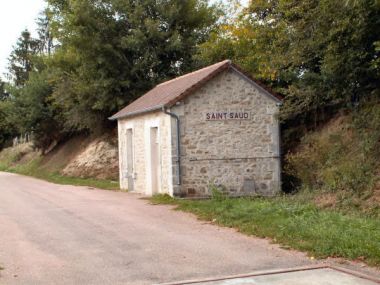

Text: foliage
xmin=1 ymin=26 xmax=60 ymax=150
xmin=0 ymin=80 xmax=16 ymax=149
xmin=7 ymin=30 xmax=41 ymax=86
xmin=151 ymin=195 xmax=380 ymax=266
xmin=36 ymin=8 xmax=55 ymax=55
xmin=269 ymin=0 xmax=380 ymax=120
xmin=46 ymin=0 xmax=219 ymax=131
xmin=0 ymin=78 xmax=8 ymax=101
xmin=0 ymin=103 xmax=16 ymax=149
xmin=209 ymin=181 xmax=228 ymax=201
xmin=5 ymin=69 xmax=63 ymax=150
xmin=196 ymin=23 xmax=266 ymax=76
xmin=285 ymin=102 xmax=380 ymax=214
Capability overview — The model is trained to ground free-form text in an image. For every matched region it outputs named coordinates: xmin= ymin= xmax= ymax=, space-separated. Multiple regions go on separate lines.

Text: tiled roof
xmin=110 ymin=60 xmax=282 ymax=120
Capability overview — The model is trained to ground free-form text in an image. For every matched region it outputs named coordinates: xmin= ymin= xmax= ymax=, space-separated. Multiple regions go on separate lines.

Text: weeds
xmin=209 ymin=181 xmax=228 ymax=201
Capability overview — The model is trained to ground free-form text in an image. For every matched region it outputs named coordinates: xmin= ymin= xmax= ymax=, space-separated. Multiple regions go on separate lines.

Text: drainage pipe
xmin=162 ymin=107 xmax=181 ymax=185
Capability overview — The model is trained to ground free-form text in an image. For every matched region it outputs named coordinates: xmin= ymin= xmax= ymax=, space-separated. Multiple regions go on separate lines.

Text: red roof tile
xmin=110 ymin=60 xmax=282 ymax=120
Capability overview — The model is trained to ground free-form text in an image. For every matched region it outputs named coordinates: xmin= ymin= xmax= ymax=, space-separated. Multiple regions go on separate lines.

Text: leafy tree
xmin=248 ymin=0 xmax=380 ymax=120
xmin=5 ymin=69 xmax=63 ymax=150
xmin=196 ymin=0 xmax=268 ymax=77
xmin=7 ymin=30 xmax=40 ymax=86
xmin=47 ymin=0 xmax=219 ymax=132
xmin=0 ymin=78 xmax=15 ymax=149
xmin=196 ymin=21 xmax=275 ymax=79
xmin=0 ymin=102 xmax=16 ymax=149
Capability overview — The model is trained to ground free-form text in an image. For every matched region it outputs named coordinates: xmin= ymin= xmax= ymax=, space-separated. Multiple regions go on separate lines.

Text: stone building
xmin=110 ymin=60 xmax=283 ymax=197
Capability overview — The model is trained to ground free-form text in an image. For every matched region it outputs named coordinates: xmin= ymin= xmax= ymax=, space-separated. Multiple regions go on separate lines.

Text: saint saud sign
xmin=205 ymin=111 xmax=251 ymax=121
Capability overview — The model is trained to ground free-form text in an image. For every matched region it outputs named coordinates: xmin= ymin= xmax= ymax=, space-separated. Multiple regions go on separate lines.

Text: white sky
xmin=0 ymin=0 xmax=46 ymax=78
xmin=0 ymin=0 xmax=248 ymax=79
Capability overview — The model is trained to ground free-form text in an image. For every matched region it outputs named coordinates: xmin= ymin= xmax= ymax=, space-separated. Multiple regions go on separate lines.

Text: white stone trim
xmin=166 ymin=115 xmax=174 ymax=196
xmin=117 ymin=120 xmax=125 ymax=189
xmin=144 ymin=118 xmax=162 ymax=196
xmin=118 ymin=120 xmax=135 ymax=190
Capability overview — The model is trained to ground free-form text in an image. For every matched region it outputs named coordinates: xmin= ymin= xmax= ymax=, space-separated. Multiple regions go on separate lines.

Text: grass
xmin=151 ymin=194 xmax=380 ymax=267
xmin=0 ymin=145 xmax=119 ymax=191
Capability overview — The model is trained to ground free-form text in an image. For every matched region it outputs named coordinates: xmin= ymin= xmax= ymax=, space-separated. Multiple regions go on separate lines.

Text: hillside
xmin=285 ymin=103 xmax=380 ymax=217
xmin=0 ymin=132 xmax=119 ymax=190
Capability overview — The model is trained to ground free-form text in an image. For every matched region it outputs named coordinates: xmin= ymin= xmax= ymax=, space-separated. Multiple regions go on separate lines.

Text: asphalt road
xmin=0 ymin=172 xmax=353 ymax=284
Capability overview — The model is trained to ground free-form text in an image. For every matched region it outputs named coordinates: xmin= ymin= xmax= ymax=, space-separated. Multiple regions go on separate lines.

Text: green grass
xmin=151 ymin=194 xmax=380 ymax=267
xmin=0 ymin=148 xmax=119 ymax=191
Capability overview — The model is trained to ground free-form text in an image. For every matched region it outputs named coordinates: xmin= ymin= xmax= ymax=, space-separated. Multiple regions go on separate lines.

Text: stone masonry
xmin=170 ymin=69 xmax=281 ymax=197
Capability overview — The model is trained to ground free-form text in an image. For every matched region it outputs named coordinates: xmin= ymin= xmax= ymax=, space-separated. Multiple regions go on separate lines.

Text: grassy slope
xmin=151 ymin=194 xmax=380 ymax=267
xmin=0 ymin=144 xmax=119 ymax=190
xmin=286 ymin=103 xmax=380 ymax=217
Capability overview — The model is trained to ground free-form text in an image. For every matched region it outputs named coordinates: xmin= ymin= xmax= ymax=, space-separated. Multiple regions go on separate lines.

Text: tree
xmin=5 ymin=69 xmax=63 ymax=150
xmin=36 ymin=8 xmax=54 ymax=55
xmin=0 ymin=78 xmax=9 ymax=101
xmin=0 ymin=78 xmax=16 ymax=149
xmin=7 ymin=30 xmax=40 ymax=86
xmin=47 ymin=0 xmax=219 ymax=132
xmin=246 ymin=0 xmax=380 ymax=120
xmin=0 ymin=102 xmax=16 ymax=149
xmin=196 ymin=1 xmax=262 ymax=75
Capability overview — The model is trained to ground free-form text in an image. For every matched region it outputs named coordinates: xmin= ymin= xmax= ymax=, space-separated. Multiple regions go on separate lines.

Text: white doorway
xmin=150 ymin=127 xmax=160 ymax=195
xmin=126 ymin=128 xmax=134 ymax=192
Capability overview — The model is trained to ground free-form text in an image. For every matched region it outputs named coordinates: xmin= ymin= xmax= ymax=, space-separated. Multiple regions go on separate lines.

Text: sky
xmin=0 ymin=0 xmax=46 ymax=77
xmin=0 ymin=0 xmax=248 ymax=78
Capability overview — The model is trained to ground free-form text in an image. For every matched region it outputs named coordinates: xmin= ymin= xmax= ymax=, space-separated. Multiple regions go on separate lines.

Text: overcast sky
xmin=0 ymin=0 xmax=46 ymax=77
xmin=0 ymin=0 xmax=248 ymax=78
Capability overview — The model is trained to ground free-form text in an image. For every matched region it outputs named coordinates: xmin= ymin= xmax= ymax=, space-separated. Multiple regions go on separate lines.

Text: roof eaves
xmin=109 ymin=105 xmax=164 ymax=121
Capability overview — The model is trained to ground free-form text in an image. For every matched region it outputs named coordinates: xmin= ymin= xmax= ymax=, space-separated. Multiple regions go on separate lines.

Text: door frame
xmin=126 ymin=128 xmax=134 ymax=192
xmin=145 ymin=119 xmax=161 ymax=196
xmin=150 ymin=127 xmax=159 ymax=195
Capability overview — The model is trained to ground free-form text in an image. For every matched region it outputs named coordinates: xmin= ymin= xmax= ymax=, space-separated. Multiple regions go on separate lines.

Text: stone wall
xmin=118 ymin=111 xmax=173 ymax=195
xmin=170 ymin=69 xmax=281 ymax=197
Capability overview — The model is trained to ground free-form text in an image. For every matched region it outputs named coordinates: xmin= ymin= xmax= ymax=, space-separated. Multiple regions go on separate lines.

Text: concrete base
xmin=159 ymin=265 xmax=380 ymax=285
